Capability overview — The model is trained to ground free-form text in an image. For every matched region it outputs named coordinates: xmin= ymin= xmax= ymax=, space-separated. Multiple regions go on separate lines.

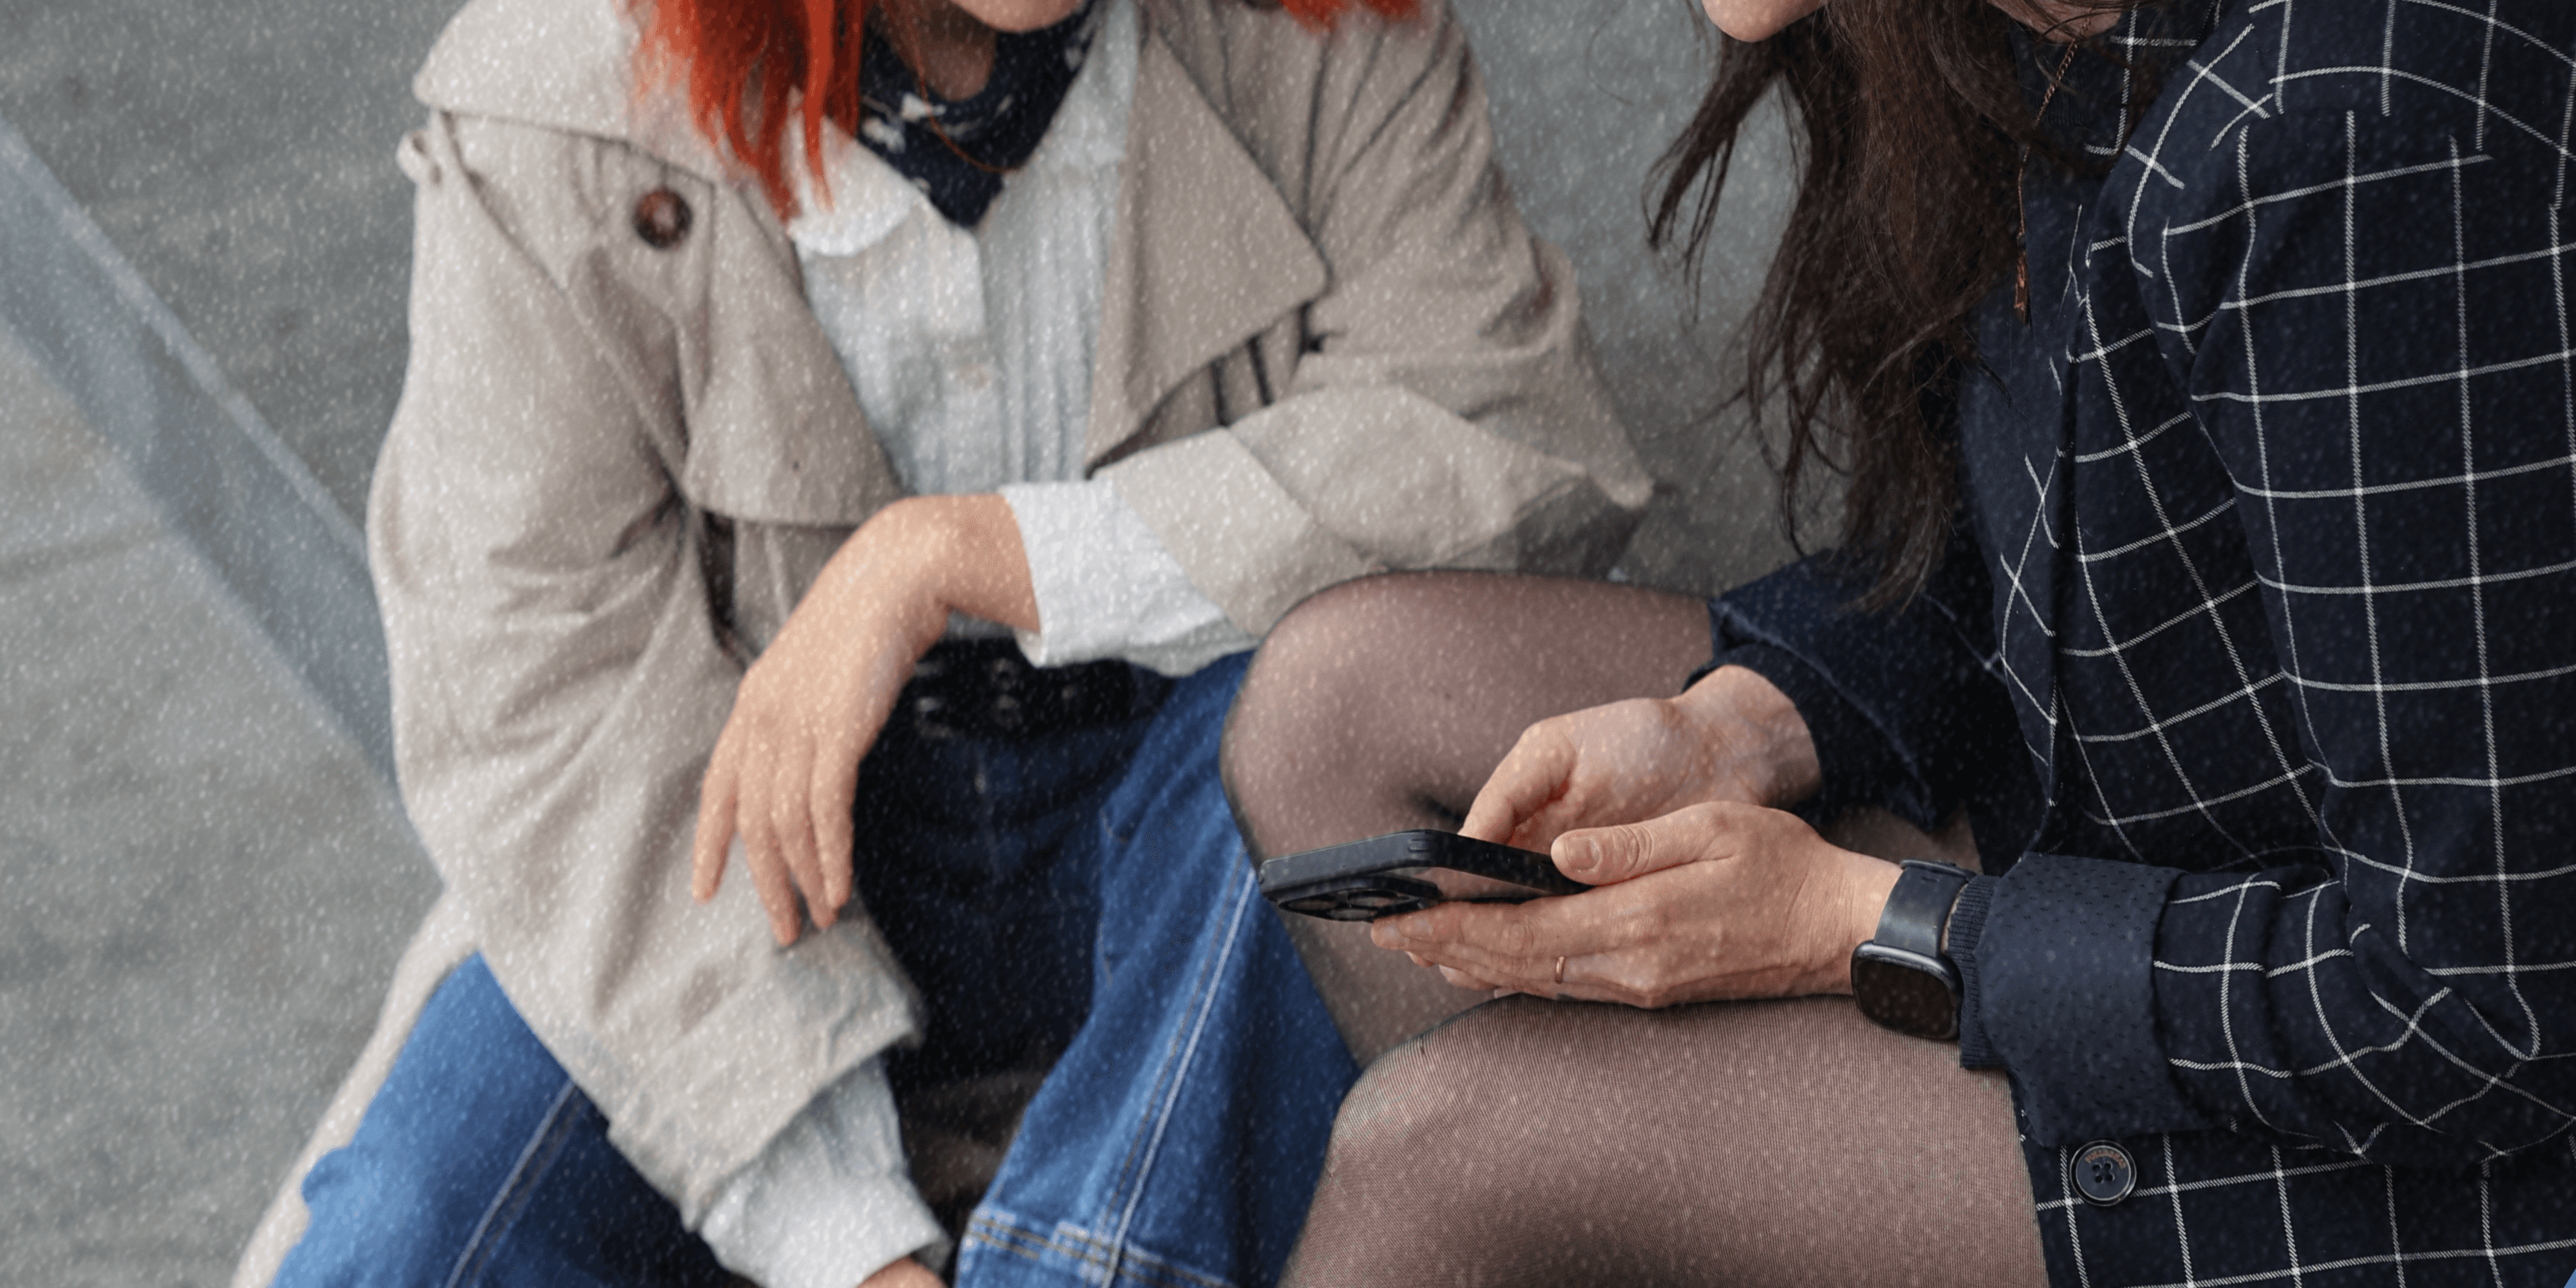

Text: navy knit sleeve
xmin=1707 ymin=531 xmax=2032 ymax=847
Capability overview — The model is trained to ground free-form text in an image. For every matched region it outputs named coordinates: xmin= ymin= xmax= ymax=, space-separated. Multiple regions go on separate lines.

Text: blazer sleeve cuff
xmin=1708 ymin=558 xmax=2014 ymax=831
xmin=1972 ymin=853 xmax=2210 ymax=1146
xmin=1948 ymin=875 xmax=2000 ymax=1068
xmin=1693 ymin=637 xmax=1909 ymax=826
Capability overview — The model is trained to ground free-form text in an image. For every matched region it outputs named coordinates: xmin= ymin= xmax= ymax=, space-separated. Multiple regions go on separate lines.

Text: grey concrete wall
xmin=1456 ymin=0 xmax=1800 ymax=598
xmin=0 ymin=324 xmax=438 ymax=1288
xmin=0 ymin=0 xmax=446 ymax=523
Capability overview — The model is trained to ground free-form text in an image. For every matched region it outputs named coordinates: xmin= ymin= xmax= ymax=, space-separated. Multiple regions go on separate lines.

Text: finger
xmin=736 ymin=739 xmax=804 ymax=946
xmin=1552 ymin=802 xmax=1735 ymax=885
xmin=1399 ymin=894 xmax=1710 ymax=1008
xmin=811 ymin=668 xmax=904 ymax=916
xmin=809 ymin=724 xmax=864 ymax=917
xmin=692 ymin=730 xmax=744 ymax=901
xmin=1416 ymin=928 xmax=1620 ymax=1003
xmin=1458 ymin=724 xmax=1576 ymax=845
xmin=768 ymin=725 xmax=832 ymax=929
xmin=1450 ymin=954 xmax=1573 ymax=1000
xmin=1383 ymin=941 xmax=1460 ymax=976
xmin=1375 ymin=898 xmax=1554 ymax=967
xmin=1375 ymin=887 xmax=1641 ymax=988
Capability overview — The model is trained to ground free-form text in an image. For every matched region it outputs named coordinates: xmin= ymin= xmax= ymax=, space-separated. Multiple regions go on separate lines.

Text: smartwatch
xmin=1850 ymin=859 xmax=1972 ymax=1041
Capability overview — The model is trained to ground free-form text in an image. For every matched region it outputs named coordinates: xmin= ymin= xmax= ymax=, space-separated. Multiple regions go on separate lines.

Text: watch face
xmin=1851 ymin=950 xmax=1960 ymax=1041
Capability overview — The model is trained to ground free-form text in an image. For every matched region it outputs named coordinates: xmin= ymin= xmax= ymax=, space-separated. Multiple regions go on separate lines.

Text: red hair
xmin=633 ymin=0 xmax=1418 ymax=218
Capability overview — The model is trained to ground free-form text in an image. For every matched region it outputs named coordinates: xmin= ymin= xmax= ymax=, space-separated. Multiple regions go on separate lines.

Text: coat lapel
xmin=414 ymin=0 xmax=907 ymax=528
xmin=1963 ymin=234 xmax=2083 ymax=808
xmin=1974 ymin=372 xmax=2074 ymax=810
xmin=1084 ymin=10 xmax=1327 ymax=464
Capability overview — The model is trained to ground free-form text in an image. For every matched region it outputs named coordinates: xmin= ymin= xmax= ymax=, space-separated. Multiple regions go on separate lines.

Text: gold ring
xmin=1553 ymin=956 xmax=1568 ymax=985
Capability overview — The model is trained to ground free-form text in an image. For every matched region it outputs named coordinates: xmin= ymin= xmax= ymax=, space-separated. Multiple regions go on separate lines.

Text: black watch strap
xmin=1875 ymin=859 xmax=1972 ymax=958
xmin=1850 ymin=859 xmax=1972 ymax=1041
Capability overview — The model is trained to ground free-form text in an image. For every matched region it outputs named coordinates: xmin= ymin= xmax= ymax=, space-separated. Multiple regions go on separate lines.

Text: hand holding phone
xmin=1257 ymin=830 xmax=1588 ymax=921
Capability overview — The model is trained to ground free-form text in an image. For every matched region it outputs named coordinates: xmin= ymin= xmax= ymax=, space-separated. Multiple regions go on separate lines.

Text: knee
xmin=285 ymin=1131 xmax=494 ymax=1288
xmin=1223 ymin=578 xmax=1399 ymax=833
xmin=1221 ymin=573 xmax=1483 ymax=827
xmin=1287 ymin=1001 xmax=1576 ymax=1284
xmin=1232 ymin=575 xmax=1421 ymax=736
xmin=279 ymin=960 xmax=582 ymax=1287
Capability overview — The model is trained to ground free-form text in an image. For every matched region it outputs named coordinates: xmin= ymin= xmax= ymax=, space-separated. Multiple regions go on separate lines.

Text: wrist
xmin=1828 ymin=853 xmax=1903 ymax=994
xmin=1676 ymin=664 xmax=1822 ymax=807
xmin=855 ymin=495 xmax=1039 ymax=637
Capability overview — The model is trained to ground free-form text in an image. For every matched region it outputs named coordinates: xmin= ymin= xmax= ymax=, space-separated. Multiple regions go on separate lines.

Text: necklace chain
xmin=2014 ymin=40 xmax=2085 ymax=325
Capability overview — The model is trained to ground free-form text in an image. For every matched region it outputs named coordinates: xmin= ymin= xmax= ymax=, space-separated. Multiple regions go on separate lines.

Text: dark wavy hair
xmin=1652 ymin=0 xmax=2167 ymax=607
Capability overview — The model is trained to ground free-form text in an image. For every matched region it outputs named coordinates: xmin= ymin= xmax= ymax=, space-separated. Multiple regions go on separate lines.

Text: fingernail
xmin=1562 ymin=837 xmax=1602 ymax=876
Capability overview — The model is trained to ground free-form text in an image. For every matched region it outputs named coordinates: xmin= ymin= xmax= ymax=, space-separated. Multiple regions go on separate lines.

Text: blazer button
xmin=632 ymin=188 xmax=692 ymax=249
xmin=2073 ymin=1141 xmax=2136 ymax=1208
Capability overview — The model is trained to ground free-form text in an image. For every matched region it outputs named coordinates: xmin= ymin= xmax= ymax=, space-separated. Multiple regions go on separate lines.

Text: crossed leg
xmin=1282 ymin=994 xmax=2045 ymax=1288
xmin=1222 ymin=572 xmax=2045 ymax=1285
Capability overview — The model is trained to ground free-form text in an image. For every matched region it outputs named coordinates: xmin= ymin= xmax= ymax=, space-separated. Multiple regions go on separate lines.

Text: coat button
xmin=632 ymin=188 xmax=692 ymax=249
xmin=2073 ymin=1141 xmax=2136 ymax=1207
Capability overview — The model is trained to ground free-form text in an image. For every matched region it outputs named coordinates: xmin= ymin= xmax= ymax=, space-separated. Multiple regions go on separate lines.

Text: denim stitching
xmin=1099 ymin=859 xmax=1258 ymax=1284
xmin=441 ymin=1076 xmax=584 ymax=1288
xmin=1090 ymin=833 xmax=1234 ymax=1208
xmin=963 ymin=1210 xmax=1239 ymax=1288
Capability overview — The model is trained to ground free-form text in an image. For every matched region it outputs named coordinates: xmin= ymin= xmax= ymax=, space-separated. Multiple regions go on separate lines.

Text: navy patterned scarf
xmin=855 ymin=0 xmax=1104 ymax=227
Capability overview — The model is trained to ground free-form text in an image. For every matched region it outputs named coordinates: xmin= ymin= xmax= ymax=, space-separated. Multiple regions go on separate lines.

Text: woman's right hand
xmin=692 ymin=494 xmax=1038 ymax=947
xmin=853 ymin=1255 xmax=944 ymax=1288
xmin=1457 ymin=664 xmax=1821 ymax=855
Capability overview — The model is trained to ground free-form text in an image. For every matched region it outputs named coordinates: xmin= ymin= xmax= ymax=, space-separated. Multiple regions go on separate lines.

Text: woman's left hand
xmin=1370 ymin=802 xmax=1901 ymax=1006
xmin=691 ymin=494 xmax=1038 ymax=947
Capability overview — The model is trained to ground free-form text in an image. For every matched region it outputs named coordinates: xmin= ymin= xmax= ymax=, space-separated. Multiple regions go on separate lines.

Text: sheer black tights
xmin=1222 ymin=572 xmax=1714 ymax=1063
xmin=1221 ymin=571 xmax=1974 ymax=1063
xmin=1283 ymin=995 xmax=2047 ymax=1288
xmin=1222 ymin=573 xmax=2041 ymax=1284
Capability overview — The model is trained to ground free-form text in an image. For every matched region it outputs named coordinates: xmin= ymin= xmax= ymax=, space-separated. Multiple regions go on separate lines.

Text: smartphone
xmin=1257 ymin=830 xmax=1588 ymax=921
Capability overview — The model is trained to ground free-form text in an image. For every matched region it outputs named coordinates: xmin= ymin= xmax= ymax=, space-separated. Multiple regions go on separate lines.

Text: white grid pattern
xmin=1969 ymin=0 xmax=2576 ymax=1283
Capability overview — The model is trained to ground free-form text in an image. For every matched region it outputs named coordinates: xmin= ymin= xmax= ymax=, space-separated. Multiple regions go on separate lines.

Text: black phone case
xmin=1257 ymin=830 xmax=1588 ymax=921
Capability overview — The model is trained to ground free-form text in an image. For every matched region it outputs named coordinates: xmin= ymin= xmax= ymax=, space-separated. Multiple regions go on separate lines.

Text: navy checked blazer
xmin=1713 ymin=1 xmax=2576 ymax=1284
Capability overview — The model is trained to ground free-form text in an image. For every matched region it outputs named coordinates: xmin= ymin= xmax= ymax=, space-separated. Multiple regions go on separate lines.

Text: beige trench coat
xmin=237 ymin=0 xmax=1647 ymax=1278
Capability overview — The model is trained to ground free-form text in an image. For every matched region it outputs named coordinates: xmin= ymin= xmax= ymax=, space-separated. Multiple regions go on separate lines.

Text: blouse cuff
xmin=999 ymin=479 xmax=1257 ymax=678
xmin=698 ymin=1056 xmax=952 ymax=1288
xmin=1970 ymin=853 xmax=2209 ymax=1146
